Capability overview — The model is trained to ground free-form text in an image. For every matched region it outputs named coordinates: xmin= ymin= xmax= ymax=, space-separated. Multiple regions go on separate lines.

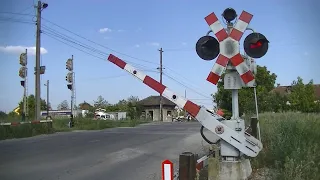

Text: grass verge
xmin=0 ymin=118 xmax=150 ymax=140
xmin=250 ymin=112 xmax=320 ymax=180
xmin=0 ymin=122 xmax=54 ymax=140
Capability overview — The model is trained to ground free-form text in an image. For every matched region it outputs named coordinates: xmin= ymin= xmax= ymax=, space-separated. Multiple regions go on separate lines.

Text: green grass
xmin=0 ymin=118 xmax=150 ymax=140
xmin=250 ymin=112 xmax=320 ymax=180
xmin=0 ymin=122 xmax=54 ymax=140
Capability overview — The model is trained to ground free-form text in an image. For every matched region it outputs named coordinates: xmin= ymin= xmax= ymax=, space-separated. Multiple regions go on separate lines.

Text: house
xmin=271 ymin=84 xmax=320 ymax=102
xmin=138 ymin=96 xmax=176 ymax=122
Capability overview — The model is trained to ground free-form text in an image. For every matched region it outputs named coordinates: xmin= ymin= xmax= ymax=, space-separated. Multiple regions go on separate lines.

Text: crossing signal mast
xmin=105 ymin=7 xmax=268 ymax=179
xmin=19 ymin=49 xmax=28 ymax=121
xmin=195 ymin=7 xmax=269 ymax=179
xmin=65 ymin=55 xmax=76 ymax=127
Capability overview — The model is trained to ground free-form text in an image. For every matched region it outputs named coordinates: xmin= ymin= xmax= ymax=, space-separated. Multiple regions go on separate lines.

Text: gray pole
xmin=35 ymin=0 xmax=42 ymax=120
xmin=71 ymin=55 xmax=74 ymax=116
xmin=46 ymin=80 xmax=49 ymax=119
xmin=23 ymin=49 xmax=27 ymax=120
xmin=226 ymin=23 xmax=240 ymax=119
xmin=159 ymin=48 xmax=163 ymax=121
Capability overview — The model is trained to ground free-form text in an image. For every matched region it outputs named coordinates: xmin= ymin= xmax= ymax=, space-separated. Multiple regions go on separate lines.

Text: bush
xmin=250 ymin=112 xmax=320 ymax=180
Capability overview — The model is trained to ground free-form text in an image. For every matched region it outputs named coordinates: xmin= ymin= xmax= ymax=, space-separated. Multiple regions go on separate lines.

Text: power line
xmin=0 ymin=12 xmax=35 ymax=17
xmin=40 ymin=17 xmax=214 ymax=97
xmin=41 ymin=17 xmax=160 ymax=66
xmin=163 ymin=68 xmax=211 ymax=96
xmin=42 ymin=30 xmax=154 ymax=70
xmin=0 ymin=19 xmax=34 ymax=24
xmin=163 ymin=72 xmax=212 ymax=99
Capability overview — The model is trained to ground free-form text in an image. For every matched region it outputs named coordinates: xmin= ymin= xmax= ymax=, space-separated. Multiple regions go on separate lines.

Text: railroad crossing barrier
xmin=0 ymin=120 xmax=53 ymax=126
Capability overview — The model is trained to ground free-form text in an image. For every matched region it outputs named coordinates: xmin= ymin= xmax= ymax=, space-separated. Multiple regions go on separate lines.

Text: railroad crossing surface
xmin=0 ymin=122 xmax=218 ymax=180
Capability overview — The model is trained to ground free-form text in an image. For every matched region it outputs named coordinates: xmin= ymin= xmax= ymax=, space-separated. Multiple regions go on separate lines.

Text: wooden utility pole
xmin=159 ymin=48 xmax=164 ymax=121
xmin=35 ymin=0 xmax=42 ymax=120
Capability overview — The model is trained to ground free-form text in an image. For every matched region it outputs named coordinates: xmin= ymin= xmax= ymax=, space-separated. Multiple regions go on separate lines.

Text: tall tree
xmin=212 ymin=65 xmax=277 ymax=116
xmin=57 ymin=100 xmax=69 ymax=110
xmin=94 ymin=95 xmax=109 ymax=108
xmin=18 ymin=94 xmax=47 ymax=119
xmin=288 ymin=77 xmax=317 ymax=112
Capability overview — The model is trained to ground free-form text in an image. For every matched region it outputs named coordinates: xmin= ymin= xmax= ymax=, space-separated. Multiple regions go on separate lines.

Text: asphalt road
xmin=0 ymin=122 xmax=218 ymax=180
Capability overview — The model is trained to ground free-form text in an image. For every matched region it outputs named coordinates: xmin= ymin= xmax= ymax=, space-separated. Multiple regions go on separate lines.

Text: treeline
xmin=76 ymin=95 xmax=143 ymax=119
xmin=213 ymin=66 xmax=320 ymax=118
xmin=0 ymin=95 xmax=143 ymax=121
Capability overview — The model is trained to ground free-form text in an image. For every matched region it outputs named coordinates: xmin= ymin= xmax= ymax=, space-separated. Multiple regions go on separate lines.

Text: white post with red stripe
xmin=162 ymin=159 xmax=173 ymax=180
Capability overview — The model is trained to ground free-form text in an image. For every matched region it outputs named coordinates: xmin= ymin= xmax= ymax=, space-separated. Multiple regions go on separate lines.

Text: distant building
xmin=138 ymin=95 xmax=177 ymax=122
xmin=271 ymin=84 xmax=320 ymax=103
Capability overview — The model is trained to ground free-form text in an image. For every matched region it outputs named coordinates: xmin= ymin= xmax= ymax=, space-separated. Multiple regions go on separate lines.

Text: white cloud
xmin=134 ymin=44 xmax=140 ymax=48
xmin=0 ymin=46 xmax=48 ymax=55
xmin=182 ymin=42 xmax=187 ymax=46
xmin=99 ymin=28 xmax=112 ymax=33
xmin=147 ymin=42 xmax=160 ymax=47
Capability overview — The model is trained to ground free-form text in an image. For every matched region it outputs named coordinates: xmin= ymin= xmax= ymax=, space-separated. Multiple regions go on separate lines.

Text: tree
xmin=0 ymin=111 xmax=7 ymax=120
xmin=57 ymin=100 xmax=69 ymax=110
xmin=212 ymin=65 xmax=277 ymax=117
xmin=18 ymin=94 xmax=47 ymax=119
xmin=127 ymin=96 xmax=139 ymax=104
xmin=288 ymin=77 xmax=317 ymax=112
xmin=94 ymin=95 xmax=109 ymax=108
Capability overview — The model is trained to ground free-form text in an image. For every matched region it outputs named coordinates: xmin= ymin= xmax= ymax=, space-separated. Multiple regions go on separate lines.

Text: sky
xmin=0 ymin=0 xmax=319 ymax=112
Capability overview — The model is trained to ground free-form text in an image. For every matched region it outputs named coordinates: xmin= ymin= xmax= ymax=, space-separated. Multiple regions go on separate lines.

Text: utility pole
xmin=159 ymin=48 xmax=164 ymax=121
xmin=70 ymin=55 xmax=74 ymax=117
xmin=35 ymin=1 xmax=48 ymax=120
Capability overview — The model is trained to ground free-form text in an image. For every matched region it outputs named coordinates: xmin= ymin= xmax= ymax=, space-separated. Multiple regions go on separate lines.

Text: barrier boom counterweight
xmin=107 ymin=54 xmax=262 ymax=157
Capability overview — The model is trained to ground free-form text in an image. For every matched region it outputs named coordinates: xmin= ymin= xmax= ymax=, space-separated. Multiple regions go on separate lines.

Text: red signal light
xmin=250 ymin=41 xmax=262 ymax=49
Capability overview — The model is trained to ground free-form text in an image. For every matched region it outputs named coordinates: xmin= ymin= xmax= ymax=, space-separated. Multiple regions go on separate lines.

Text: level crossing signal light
xmin=196 ymin=8 xmax=269 ymax=62
xmin=222 ymin=8 xmax=237 ymax=22
xmin=20 ymin=80 xmax=25 ymax=87
xmin=196 ymin=35 xmax=220 ymax=61
xmin=67 ymin=84 xmax=72 ymax=90
xmin=243 ymin=33 xmax=269 ymax=58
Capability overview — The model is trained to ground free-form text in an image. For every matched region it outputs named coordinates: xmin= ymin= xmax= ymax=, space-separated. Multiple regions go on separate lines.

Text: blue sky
xmin=0 ymin=0 xmax=319 ymax=112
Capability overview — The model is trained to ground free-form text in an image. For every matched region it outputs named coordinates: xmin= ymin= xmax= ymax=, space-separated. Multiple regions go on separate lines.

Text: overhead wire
xmin=43 ymin=27 xmax=210 ymax=102
xmin=6 ymin=14 xmax=213 ymax=102
xmin=41 ymin=17 xmax=160 ymax=66
xmin=163 ymin=72 xmax=212 ymax=100
xmin=41 ymin=27 xmax=154 ymax=71
xmin=40 ymin=16 xmax=224 ymax=100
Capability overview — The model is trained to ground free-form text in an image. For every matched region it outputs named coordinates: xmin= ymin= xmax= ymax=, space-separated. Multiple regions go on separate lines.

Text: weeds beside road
xmin=249 ymin=112 xmax=320 ymax=180
xmin=0 ymin=118 xmax=150 ymax=140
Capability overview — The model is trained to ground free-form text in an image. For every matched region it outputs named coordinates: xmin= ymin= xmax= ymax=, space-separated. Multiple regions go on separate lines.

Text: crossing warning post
xmin=162 ymin=159 xmax=173 ymax=180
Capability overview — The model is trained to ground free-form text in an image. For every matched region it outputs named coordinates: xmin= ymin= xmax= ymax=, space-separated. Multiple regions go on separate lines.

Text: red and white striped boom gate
xmin=206 ymin=11 xmax=256 ymax=86
xmin=0 ymin=120 xmax=53 ymax=126
xmin=107 ymin=54 xmax=262 ymax=157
